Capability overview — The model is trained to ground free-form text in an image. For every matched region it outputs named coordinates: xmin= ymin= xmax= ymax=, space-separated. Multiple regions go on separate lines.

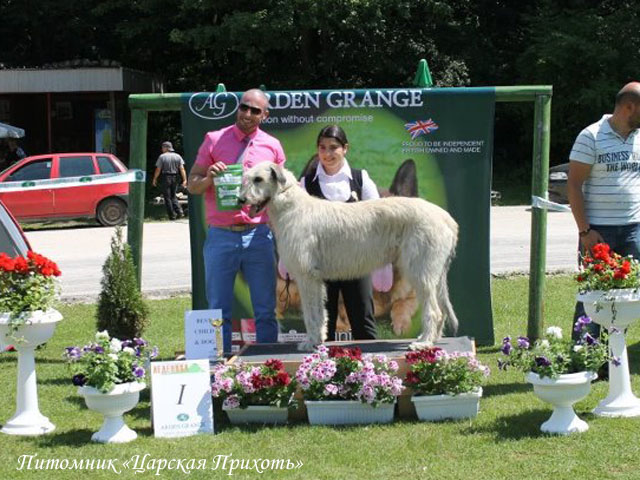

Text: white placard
xmin=150 ymin=360 xmax=214 ymax=438
xmin=184 ymin=309 xmax=223 ymax=361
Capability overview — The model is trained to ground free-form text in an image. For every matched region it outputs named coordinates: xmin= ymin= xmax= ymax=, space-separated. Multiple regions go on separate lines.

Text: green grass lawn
xmin=2 ymin=275 xmax=640 ymax=479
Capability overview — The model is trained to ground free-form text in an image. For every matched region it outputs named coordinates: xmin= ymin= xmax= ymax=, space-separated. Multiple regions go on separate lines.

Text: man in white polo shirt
xmin=568 ymin=82 xmax=640 ymax=339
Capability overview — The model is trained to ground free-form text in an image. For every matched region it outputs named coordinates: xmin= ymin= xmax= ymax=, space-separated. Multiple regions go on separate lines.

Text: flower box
xmin=305 ymin=399 xmax=395 ymax=425
xmin=223 ymin=404 xmax=289 ymax=425
xmin=411 ymin=388 xmax=482 ymax=421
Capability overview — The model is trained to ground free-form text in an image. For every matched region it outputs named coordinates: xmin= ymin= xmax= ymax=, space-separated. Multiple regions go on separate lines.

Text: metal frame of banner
xmin=128 ymin=75 xmax=552 ymax=343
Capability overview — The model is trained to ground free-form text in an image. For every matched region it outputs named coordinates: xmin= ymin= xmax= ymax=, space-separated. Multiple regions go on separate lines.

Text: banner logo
xmin=188 ymin=92 xmax=239 ymax=120
xmin=404 ymin=119 xmax=439 ymax=140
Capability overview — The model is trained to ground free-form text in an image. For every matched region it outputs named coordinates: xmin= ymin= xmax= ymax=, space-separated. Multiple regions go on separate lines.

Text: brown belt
xmin=213 ymin=224 xmax=259 ymax=232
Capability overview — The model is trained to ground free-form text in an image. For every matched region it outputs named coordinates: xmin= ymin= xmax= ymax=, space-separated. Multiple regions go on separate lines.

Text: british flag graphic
xmin=404 ymin=119 xmax=439 ymax=140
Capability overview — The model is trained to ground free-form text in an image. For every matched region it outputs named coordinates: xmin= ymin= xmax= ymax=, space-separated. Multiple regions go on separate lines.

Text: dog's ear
xmin=269 ymin=164 xmax=287 ymax=186
xmin=390 ymin=159 xmax=418 ymax=197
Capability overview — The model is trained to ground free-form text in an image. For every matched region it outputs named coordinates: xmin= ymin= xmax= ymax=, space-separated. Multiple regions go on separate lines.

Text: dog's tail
xmin=439 ymin=242 xmax=459 ymax=335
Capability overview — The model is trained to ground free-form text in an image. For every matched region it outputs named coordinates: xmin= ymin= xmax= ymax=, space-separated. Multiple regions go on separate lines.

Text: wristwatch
xmin=579 ymin=227 xmax=591 ymax=237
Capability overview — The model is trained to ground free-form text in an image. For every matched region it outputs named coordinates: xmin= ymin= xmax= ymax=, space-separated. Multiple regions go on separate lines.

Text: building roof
xmin=0 ymin=67 xmax=163 ymax=94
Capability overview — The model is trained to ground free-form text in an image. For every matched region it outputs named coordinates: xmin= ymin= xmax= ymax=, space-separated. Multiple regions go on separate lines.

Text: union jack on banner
xmin=404 ymin=119 xmax=439 ymax=140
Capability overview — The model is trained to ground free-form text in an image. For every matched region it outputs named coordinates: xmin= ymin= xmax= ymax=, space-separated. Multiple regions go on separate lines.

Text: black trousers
xmin=325 ymin=276 xmax=377 ymax=341
xmin=162 ymin=174 xmax=183 ymax=219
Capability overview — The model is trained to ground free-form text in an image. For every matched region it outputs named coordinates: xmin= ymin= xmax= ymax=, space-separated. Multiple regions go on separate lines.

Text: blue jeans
xmin=573 ymin=223 xmax=640 ymax=340
xmin=203 ymin=224 xmax=278 ymax=353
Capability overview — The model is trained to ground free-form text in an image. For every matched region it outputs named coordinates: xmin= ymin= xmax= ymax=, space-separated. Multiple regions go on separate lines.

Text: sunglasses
xmin=239 ymin=103 xmax=263 ymax=115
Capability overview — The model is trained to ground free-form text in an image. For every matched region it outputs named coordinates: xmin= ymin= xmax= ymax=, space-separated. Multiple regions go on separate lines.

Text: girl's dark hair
xmin=317 ymin=125 xmax=348 ymax=147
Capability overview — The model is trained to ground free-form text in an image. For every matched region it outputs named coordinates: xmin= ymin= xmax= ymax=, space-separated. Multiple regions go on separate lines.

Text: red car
xmin=0 ymin=153 xmax=129 ymax=226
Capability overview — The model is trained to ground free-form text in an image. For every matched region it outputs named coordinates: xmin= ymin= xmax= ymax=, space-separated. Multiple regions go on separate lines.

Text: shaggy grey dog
xmin=239 ymin=163 xmax=459 ymax=351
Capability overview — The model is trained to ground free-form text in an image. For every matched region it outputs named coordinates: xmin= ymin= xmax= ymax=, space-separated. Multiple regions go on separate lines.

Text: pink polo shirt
xmin=194 ymin=124 xmax=286 ymax=226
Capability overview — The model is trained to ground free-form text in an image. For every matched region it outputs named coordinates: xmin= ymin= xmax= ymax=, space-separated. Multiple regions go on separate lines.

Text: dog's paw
xmin=297 ymin=341 xmax=317 ymax=352
xmin=409 ymin=340 xmax=433 ymax=351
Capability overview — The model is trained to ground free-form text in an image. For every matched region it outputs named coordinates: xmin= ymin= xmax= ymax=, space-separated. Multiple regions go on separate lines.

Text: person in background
xmin=187 ymin=89 xmax=286 ymax=354
xmin=300 ymin=125 xmax=378 ymax=341
xmin=5 ymin=139 xmax=26 ymax=167
xmin=152 ymin=141 xmax=187 ymax=220
xmin=568 ymin=82 xmax=640 ymax=341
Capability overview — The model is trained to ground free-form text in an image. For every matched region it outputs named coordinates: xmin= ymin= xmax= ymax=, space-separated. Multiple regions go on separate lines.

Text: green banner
xmin=181 ymin=87 xmax=495 ymax=345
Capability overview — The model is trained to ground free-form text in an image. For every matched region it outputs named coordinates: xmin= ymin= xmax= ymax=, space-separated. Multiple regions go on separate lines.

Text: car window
xmin=7 ymin=159 xmax=52 ymax=181
xmin=59 ymin=156 xmax=95 ymax=177
xmin=97 ymin=156 xmax=118 ymax=174
xmin=0 ymin=203 xmax=29 ymax=256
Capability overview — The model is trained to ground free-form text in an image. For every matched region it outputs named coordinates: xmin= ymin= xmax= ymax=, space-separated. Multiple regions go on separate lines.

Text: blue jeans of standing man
xmin=203 ymin=224 xmax=278 ymax=353
xmin=573 ymin=223 xmax=640 ymax=340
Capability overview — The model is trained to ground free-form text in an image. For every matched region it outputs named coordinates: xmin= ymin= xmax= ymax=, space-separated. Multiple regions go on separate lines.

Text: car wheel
xmin=97 ymin=198 xmax=127 ymax=226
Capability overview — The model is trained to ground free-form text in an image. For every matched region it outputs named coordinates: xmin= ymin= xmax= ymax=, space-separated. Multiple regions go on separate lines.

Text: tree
xmin=96 ymin=226 xmax=149 ymax=340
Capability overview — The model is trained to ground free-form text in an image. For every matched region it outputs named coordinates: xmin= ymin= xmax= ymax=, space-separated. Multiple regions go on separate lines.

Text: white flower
xmin=108 ymin=353 xmax=119 ymax=361
xmin=573 ymin=345 xmax=584 ymax=352
xmin=545 ymin=326 xmax=563 ymax=340
xmin=95 ymin=330 xmax=110 ymax=341
xmin=539 ymin=339 xmax=550 ymax=349
xmin=123 ymin=347 xmax=135 ymax=355
xmin=109 ymin=338 xmax=123 ymax=353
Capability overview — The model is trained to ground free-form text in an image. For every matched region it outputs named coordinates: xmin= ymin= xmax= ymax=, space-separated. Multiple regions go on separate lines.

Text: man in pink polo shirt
xmin=188 ymin=88 xmax=286 ymax=353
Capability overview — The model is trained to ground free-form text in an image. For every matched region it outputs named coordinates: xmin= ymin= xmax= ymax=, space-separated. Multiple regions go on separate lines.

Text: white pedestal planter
xmin=304 ymin=400 xmax=395 ymax=425
xmin=577 ymin=289 xmax=640 ymax=417
xmin=526 ymin=371 xmax=597 ymax=435
xmin=224 ymin=405 xmax=289 ymax=425
xmin=78 ymin=382 xmax=146 ymax=443
xmin=411 ymin=388 xmax=482 ymax=421
xmin=0 ymin=309 xmax=63 ymax=436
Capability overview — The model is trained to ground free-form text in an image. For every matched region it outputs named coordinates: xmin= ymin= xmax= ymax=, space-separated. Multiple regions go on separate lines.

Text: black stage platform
xmin=233 ymin=337 xmax=475 ymax=364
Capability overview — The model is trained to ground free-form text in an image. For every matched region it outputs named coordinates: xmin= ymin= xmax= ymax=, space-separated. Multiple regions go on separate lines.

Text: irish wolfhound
xmin=238 ymin=163 xmax=459 ymax=351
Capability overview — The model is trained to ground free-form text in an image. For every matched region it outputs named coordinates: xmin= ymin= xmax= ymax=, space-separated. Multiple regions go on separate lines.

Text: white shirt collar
xmin=313 ymin=159 xmax=352 ymax=181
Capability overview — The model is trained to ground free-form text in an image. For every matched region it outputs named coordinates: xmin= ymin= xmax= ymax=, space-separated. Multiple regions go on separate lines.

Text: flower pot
xmin=576 ymin=289 xmax=640 ymax=328
xmin=526 ymin=371 xmax=597 ymax=435
xmin=411 ymin=388 xmax=482 ymax=421
xmin=78 ymin=382 xmax=146 ymax=443
xmin=576 ymin=289 xmax=640 ymax=417
xmin=304 ymin=400 xmax=395 ymax=425
xmin=0 ymin=309 xmax=63 ymax=436
xmin=223 ymin=405 xmax=289 ymax=425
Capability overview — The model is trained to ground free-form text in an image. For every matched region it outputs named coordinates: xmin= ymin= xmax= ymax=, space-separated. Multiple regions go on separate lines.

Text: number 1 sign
xmin=150 ymin=359 xmax=214 ymax=438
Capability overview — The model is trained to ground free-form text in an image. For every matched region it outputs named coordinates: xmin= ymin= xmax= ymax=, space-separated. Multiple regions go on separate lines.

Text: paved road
xmin=24 ymin=206 xmax=578 ymax=301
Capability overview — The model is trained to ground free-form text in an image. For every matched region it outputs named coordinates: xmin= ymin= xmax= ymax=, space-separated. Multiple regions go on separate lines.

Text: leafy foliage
xmin=404 ymin=347 xmax=490 ymax=396
xmin=211 ymin=359 xmax=297 ymax=409
xmin=0 ymin=251 xmax=61 ymax=335
xmin=499 ymin=323 xmax=610 ymax=379
xmin=296 ymin=345 xmax=404 ymax=406
xmin=64 ymin=330 xmax=158 ymax=393
xmin=96 ymin=226 xmax=149 ymax=340
xmin=576 ymin=243 xmax=640 ymax=292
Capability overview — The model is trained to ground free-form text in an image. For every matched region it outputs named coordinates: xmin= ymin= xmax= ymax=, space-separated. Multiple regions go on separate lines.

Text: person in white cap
xmin=152 ymin=141 xmax=187 ymax=220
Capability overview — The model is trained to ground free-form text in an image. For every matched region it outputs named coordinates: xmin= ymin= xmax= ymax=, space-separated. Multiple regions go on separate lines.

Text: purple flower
xmin=583 ymin=333 xmax=598 ymax=346
xmin=612 ymin=357 xmax=622 ymax=367
xmin=574 ymin=315 xmax=592 ymax=333
xmin=535 ymin=356 xmax=551 ymax=367
xmin=501 ymin=337 xmax=512 ymax=355
xmin=64 ymin=346 xmax=82 ymax=359
xmin=134 ymin=338 xmax=148 ymax=347
xmin=517 ymin=336 xmax=530 ymax=349
xmin=132 ymin=365 xmax=145 ymax=378
xmin=72 ymin=374 xmax=86 ymax=386
xmin=93 ymin=346 xmax=104 ymax=354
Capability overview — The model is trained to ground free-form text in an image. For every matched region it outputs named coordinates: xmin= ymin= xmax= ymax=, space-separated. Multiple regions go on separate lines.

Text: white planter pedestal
xmin=578 ymin=289 xmax=640 ymax=417
xmin=78 ymin=382 xmax=146 ymax=443
xmin=411 ymin=388 xmax=482 ymax=421
xmin=224 ymin=405 xmax=289 ymax=425
xmin=526 ymin=371 xmax=596 ymax=435
xmin=0 ymin=309 xmax=63 ymax=436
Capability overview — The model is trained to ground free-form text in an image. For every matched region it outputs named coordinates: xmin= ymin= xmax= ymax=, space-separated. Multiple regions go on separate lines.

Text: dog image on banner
xmin=238 ymin=162 xmax=459 ymax=351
